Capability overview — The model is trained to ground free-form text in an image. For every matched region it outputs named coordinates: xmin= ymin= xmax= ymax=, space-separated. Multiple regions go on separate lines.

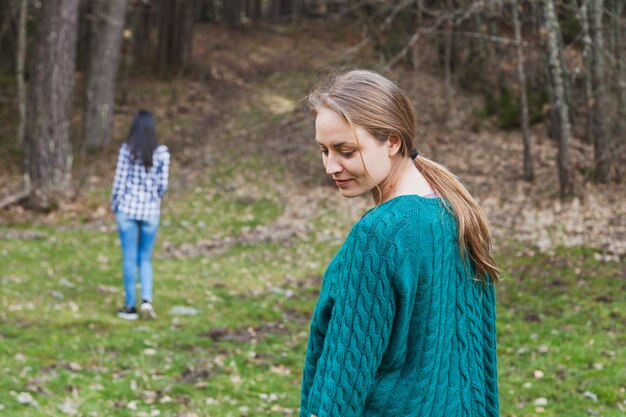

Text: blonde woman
xmin=300 ymin=70 xmax=499 ymax=417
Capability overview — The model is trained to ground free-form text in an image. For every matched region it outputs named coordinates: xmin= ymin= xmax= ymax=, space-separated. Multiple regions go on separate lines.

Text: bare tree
xmin=247 ymin=0 xmax=262 ymax=22
xmin=224 ymin=0 xmax=242 ymax=27
xmin=83 ymin=0 xmax=128 ymax=149
xmin=443 ymin=0 xmax=455 ymax=126
xmin=511 ymin=0 xmax=533 ymax=180
xmin=412 ymin=0 xmax=424 ymax=74
xmin=0 ymin=1 xmax=19 ymax=72
xmin=157 ymin=0 xmax=194 ymax=71
xmin=270 ymin=0 xmax=280 ymax=21
xmin=16 ymin=0 xmax=27 ymax=147
xmin=473 ymin=11 xmax=490 ymax=98
xmin=132 ymin=0 xmax=154 ymax=65
xmin=611 ymin=0 xmax=625 ymax=181
xmin=588 ymin=0 xmax=610 ymax=182
xmin=24 ymin=0 xmax=80 ymax=209
xmin=544 ymin=0 xmax=572 ymax=198
xmin=487 ymin=0 xmax=505 ymax=95
xmin=578 ymin=0 xmax=594 ymax=148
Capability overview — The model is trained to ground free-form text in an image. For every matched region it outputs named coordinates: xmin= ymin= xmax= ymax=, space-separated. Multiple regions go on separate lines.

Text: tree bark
xmin=578 ymin=0 xmax=594 ymax=145
xmin=412 ymin=0 xmax=423 ymax=73
xmin=76 ymin=0 xmax=92 ymax=72
xmin=487 ymin=1 xmax=505 ymax=95
xmin=512 ymin=0 xmax=533 ymax=181
xmin=223 ymin=0 xmax=242 ymax=28
xmin=24 ymin=0 xmax=80 ymax=209
xmin=544 ymin=0 xmax=572 ymax=198
xmin=247 ymin=0 xmax=262 ymax=22
xmin=157 ymin=0 xmax=194 ymax=71
xmin=16 ymin=0 xmax=28 ymax=147
xmin=132 ymin=0 xmax=154 ymax=65
xmin=612 ymin=0 xmax=625 ymax=181
xmin=0 ymin=1 xmax=18 ymax=72
xmin=474 ymin=12 xmax=490 ymax=99
xmin=83 ymin=0 xmax=127 ymax=149
xmin=270 ymin=0 xmax=282 ymax=21
xmin=443 ymin=0 xmax=454 ymax=127
xmin=589 ymin=0 xmax=610 ymax=182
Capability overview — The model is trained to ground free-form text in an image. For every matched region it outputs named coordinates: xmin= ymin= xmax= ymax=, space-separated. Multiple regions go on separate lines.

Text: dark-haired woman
xmin=111 ymin=110 xmax=169 ymax=320
xmin=300 ymin=70 xmax=499 ymax=417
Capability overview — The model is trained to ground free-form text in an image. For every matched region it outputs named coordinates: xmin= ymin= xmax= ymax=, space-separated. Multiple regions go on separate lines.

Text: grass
xmin=1 ymin=168 xmax=624 ymax=417
xmin=1 ymin=67 xmax=624 ymax=417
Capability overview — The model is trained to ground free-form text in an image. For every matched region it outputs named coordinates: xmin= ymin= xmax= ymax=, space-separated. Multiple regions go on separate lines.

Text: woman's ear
xmin=387 ymin=134 xmax=402 ymax=157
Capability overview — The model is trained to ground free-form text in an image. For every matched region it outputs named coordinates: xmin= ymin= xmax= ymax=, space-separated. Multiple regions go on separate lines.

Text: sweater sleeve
xmin=305 ymin=221 xmax=397 ymax=417
xmin=110 ymin=145 xmax=128 ymax=212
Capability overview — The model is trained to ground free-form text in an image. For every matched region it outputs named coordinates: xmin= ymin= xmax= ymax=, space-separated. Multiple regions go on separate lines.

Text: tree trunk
xmin=83 ymin=0 xmax=127 ymax=149
xmin=24 ymin=0 xmax=79 ymax=209
xmin=589 ymin=0 xmax=610 ymax=182
xmin=412 ymin=0 xmax=423 ymax=73
xmin=247 ymin=0 xmax=262 ymax=22
xmin=76 ymin=0 xmax=92 ymax=72
xmin=0 ymin=1 xmax=18 ymax=72
xmin=487 ymin=1 xmax=505 ymax=96
xmin=474 ymin=12 xmax=490 ymax=99
xmin=411 ymin=0 xmax=424 ymax=106
xmin=224 ymin=0 xmax=242 ymax=27
xmin=512 ymin=0 xmax=533 ymax=181
xmin=16 ymin=0 xmax=28 ymax=147
xmin=612 ymin=0 xmax=625 ymax=181
xmin=269 ymin=0 xmax=291 ymax=21
xmin=578 ymin=0 xmax=594 ymax=145
xmin=443 ymin=0 xmax=454 ymax=127
xmin=132 ymin=0 xmax=154 ymax=65
xmin=157 ymin=0 xmax=194 ymax=71
xmin=544 ymin=0 xmax=572 ymax=198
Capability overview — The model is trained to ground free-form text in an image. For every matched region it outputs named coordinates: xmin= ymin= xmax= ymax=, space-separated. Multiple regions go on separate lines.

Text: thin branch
xmin=385 ymin=1 xmax=486 ymax=69
xmin=345 ymin=0 xmax=416 ymax=55
xmin=424 ymin=28 xmax=533 ymax=47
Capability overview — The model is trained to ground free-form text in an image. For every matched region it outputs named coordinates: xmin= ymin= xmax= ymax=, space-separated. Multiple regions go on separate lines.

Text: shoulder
xmin=352 ymin=196 xmax=451 ymax=249
xmin=155 ymin=145 xmax=170 ymax=161
xmin=349 ymin=199 xmax=413 ymax=251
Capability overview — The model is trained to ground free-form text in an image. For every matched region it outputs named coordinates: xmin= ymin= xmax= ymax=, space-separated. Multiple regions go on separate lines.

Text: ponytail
xmin=414 ymin=156 xmax=500 ymax=284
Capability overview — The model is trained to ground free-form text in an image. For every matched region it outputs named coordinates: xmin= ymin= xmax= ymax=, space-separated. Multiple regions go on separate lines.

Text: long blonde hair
xmin=309 ymin=69 xmax=500 ymax=284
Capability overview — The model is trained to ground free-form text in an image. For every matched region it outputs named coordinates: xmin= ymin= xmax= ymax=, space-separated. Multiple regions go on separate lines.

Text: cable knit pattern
xmin=300 ymin=195 xmax=498 ymax=417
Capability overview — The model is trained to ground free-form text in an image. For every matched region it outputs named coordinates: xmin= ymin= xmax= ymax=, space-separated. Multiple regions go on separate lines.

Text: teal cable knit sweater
xmin=300 ymin=195 xmax=499 ymax=417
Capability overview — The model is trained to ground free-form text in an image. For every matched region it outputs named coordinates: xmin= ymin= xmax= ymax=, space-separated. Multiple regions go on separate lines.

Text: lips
xmin=334 ymin=178 xmax=352 ymax=187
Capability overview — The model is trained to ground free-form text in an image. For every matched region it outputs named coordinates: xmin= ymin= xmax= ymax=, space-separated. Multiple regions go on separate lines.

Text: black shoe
xmin=140 ymin=300 xmax=157 ymax=320
xmin=117 ymin=306 xmax=139 ymax=320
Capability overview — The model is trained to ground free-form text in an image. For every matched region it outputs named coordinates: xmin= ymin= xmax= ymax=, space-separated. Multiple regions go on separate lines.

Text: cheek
xmin=366 ymin=155 xmax=391 ymax=179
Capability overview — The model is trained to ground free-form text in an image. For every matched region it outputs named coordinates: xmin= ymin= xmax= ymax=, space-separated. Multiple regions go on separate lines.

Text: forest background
xmin=0 ymin=0 xmax=624 ymax=416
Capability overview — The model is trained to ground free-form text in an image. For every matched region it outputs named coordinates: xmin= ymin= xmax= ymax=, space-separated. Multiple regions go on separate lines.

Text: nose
xmin=325 ymin=153 xmax=342 ymax=176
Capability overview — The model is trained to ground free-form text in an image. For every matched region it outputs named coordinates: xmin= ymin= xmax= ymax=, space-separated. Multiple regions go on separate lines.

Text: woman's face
xmin=315 ymin=107 xmax=395 ymax=199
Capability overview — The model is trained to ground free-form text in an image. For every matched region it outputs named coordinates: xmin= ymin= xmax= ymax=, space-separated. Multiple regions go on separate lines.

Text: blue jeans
xmin=115 ymin=211 xmax=160 ymax=308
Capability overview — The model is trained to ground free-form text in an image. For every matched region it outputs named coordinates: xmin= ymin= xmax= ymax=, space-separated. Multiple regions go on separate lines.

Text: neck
xmin=371 ymin=158 xmax=434 ymax=204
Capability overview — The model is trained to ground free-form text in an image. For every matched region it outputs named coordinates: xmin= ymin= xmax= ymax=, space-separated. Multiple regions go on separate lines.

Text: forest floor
xmin=0 ymin=19 xmax=625 ymax=417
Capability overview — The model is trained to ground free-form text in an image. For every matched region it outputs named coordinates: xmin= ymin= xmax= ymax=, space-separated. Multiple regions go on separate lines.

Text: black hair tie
xmin=410 ymin=148 xmax=419 ymax=159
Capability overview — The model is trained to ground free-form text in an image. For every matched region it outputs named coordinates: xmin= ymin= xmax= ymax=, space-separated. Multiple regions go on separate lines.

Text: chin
xmin=338 ymin=188 xmax=368 ymax=199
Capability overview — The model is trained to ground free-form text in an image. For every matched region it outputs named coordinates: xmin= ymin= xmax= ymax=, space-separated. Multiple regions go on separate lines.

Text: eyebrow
xmin=315 ymin=140 xmax=355 ymax=147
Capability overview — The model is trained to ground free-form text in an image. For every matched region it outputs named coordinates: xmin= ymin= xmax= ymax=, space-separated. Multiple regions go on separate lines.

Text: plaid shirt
xmin=111 ymin=143 xmax=170 ymax=220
